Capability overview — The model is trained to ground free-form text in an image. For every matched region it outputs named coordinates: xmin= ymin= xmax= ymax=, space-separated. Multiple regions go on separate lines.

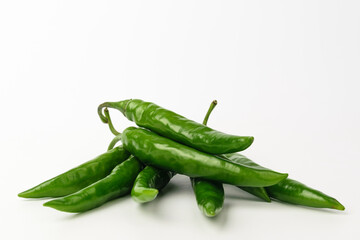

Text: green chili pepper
xmin=103 ymin=107 xmax=176 ymax=204
xmin=121 ymin=127 xmax=288 ymax=187
xmin=131 ymin=166 xmax=174 ymax=203
xmin=222 ymin=153 xmax=344 ymax=210
xmin=221 ymin=153 xmax=345 ymax=210
xmin=191 ymin=100 xmax=225 ymax=217
xmin=265 ymin=179 xmax=345 ymax=210
xmin=18 ymin=146 xmax=130 ymax=198
xmin=191 ymin=178 xmax=224 ymax=217
xmin=43 ymin=156 xmax=142 ymax=213
xmin=98 ymin=99 xmax=254 ymax=154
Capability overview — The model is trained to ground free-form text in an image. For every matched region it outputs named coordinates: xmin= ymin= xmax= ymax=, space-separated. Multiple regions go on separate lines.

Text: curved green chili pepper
xmin=131 ymin=166 xmax=174 ymax=203
xmin=265 ymin=179 xmax=345 ymax=210
xmin=43 ymin=156 xmax=142 ymax=213
xmin=222 ymin=153 xmax=344 ymax=210
xmin=98 ymin=99 xmax=254 ymax=154
xmin=222 ymin=153 xmax=345 ymax=210
xmin=18 ymin=146 xmax=130 ymax=198
xmin=191 ymin=178 xmax=224 ymax=217
xmin=121 ymin=127 xmax=288 ymax=187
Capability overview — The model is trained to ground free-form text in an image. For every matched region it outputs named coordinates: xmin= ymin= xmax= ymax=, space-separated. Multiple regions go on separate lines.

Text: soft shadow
xmin=136 ymin=182 xmax=179 ymax=217
xmin=20 ymin=197 xmax=54 ymax=201
xmin=64 ymin=195 xmax=131 ymax=220
xmin=158 ymin=181 xmax=180 ymax=196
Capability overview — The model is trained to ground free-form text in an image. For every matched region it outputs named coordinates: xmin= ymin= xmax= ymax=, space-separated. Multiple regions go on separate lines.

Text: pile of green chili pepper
xmin=18 ymin=99 xmax=345 ymax=217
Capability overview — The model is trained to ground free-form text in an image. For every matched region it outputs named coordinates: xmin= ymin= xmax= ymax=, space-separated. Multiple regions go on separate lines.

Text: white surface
xmin=1 ymin=1 xmax=359 ymax=239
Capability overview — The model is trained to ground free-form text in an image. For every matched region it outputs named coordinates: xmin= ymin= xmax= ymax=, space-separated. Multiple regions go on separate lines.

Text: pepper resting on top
xmin=121 ymin=127 xmax=287 ymax=187
xmin=98 ymin=99 xmax=254 ymax=154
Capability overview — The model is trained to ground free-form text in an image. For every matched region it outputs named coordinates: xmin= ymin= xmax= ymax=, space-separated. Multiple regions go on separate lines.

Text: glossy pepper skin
xmin=121 ymin=127 xmax=288 ymax=187
xmin=18 ymin=146 xmax=130 ymax=198
xmin=223 ymin=153 xmax=344 ymax=210
xmin=98 ymin=99 xmax=254 ymax=154
xmin=195 ymin=100 xmax=270 ymax=203
xmin=103 ymin=106 xmax=176 ymax=204
xmin=265 ymin=179 xmax=345 ymax=210
xmin=43 ymin=156 xmax=142 ymax=213
xmin=191 ymin=178 xmax=224 ymax=217
xmin=131 ymin=166 xmax=174 ymax=203
xmin=220 ymin=153 xmax=272 ymax=202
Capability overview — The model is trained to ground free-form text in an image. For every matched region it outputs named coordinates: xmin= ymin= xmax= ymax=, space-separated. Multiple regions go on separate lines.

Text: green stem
xmin=98 ymin=100 xmax=131 ymax=123
xmin=104 ymin=108 xmax=122 ymax=150
xmin=203 ymin=100 xmax=217 ymax=125
xmin=107 ymin=134 xmax=122 ymax=151
xmin=98 ymin=102 xmax=111 ymax=123
xmin=104 ymin=108 xmax=121 ymax=136
xmin=97 ymin=102 xmax=121 ymax=123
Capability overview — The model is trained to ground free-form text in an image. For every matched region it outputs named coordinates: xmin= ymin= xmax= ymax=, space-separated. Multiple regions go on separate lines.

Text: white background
xmin=1 ymin=1 xmax=359 ymax=239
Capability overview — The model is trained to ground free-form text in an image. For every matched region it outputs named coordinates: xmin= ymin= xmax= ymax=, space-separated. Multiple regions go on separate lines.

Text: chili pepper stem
xmin=98 ymin=101 xmax=130 ymax=123
xmin=108 ymin=135 xmax=122 ymax=151
xmin=98 ymin=102 xmax=110 ymax=123
xmin=203 ymin=100 xmax=217 ymax=125
xmin=103 ymin=108 xmax=120 ymax=136
xmin=102 ymin=108 xmax=123 ymax=150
